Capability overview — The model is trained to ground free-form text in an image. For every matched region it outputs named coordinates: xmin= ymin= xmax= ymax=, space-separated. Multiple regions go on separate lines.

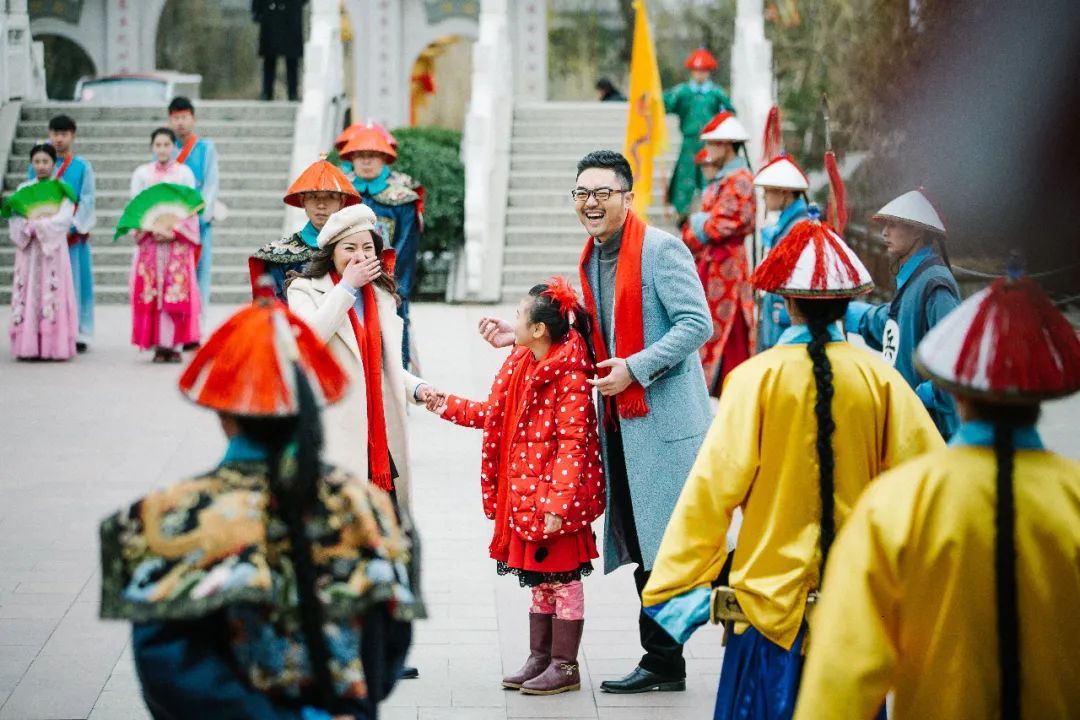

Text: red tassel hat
xmin=685 ymin=47 xmax=718 ymax=72
xmin=178 ymin=278 xmax=350 ymax=416
xmin=339 ymin=127 xmax=398 ymax=164
xmin=282 ymin=157 xmax=361 ymax=208
xmin=915 ymin=269 xmax=1080 ymax=402
xmin=334 ymin=121 xmax=398 ymax=152
xmin=750 ymin=207 xmax=873 ymax=298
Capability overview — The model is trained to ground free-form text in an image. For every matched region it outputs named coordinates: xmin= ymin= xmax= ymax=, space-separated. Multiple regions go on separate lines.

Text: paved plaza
xmin=1 ymin=303 xmax=1078 ymax=720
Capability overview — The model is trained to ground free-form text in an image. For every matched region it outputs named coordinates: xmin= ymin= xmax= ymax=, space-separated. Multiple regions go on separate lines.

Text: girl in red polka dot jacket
xmin=428 ymin=277 xmax=606 ymax=696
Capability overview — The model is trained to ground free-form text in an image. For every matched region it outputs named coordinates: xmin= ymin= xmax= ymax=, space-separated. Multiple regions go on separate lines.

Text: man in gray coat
xmin=479 ymin=150 xmax=712 ymax=693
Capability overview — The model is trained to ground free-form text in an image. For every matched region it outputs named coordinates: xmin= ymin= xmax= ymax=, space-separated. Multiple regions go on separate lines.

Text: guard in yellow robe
xmin=794 ymin=272 xmax=1080 ymax=720
xmin=642 ymin=210 xmax=943 ymax=720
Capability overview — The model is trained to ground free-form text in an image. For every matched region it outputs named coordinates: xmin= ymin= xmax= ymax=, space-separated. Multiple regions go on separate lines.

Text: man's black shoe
xmin=599 ymin=666 xmax=685 ymax=694
xmin=399 ymin=665 xmax=419 ymax=680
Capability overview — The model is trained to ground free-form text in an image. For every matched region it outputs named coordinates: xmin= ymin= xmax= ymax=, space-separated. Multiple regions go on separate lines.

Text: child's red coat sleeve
xmin=546 ymin=370 xmax=592 ymax=518
xmin=441 ymin=394 xmax=490 ymax=428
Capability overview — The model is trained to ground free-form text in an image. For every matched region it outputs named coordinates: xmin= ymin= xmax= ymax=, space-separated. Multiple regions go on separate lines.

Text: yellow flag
xmin=623 ymin=0 xmax=668 ymax=221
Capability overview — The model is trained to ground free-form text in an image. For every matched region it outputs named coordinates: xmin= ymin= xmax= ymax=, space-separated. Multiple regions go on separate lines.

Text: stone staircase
xmin=501 ymin=101 xmax=680 ymax=300
xmin=1 ymin=101 xmax=297 ymax=305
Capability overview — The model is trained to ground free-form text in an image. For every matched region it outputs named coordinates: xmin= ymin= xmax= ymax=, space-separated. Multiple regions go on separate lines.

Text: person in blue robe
xmin=339 ymin=128 xmax=421 ymax=368
xmin=752 ymin=156 xmax=811 ymax=351
xmin=168 ymin=96 xmax=220 ymax=316
xmin=845 ymin=189 xmax=960 ymax=437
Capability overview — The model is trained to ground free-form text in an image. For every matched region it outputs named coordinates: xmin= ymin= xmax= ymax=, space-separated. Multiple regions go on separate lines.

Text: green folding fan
xmin=114 ymin=183 xmax=205 ymax=240
xmin=0 ymin=179 xmax=77 ymax=219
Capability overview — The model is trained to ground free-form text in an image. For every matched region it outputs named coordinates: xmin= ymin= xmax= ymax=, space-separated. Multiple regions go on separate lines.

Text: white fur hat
xmin=699 ymin=111 xmax=750 ymax=143
xmin=316 ymin=203 xmax=378 ymax=249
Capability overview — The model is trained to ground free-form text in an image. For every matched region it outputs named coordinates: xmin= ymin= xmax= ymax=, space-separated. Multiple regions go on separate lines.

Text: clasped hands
xmin=476 ymin=316 xmax=632 ymax=396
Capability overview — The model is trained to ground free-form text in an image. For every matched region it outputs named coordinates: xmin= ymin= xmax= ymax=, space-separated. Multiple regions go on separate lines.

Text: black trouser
xmin=606 ymin=422 xmax=686 ymax=679
xmin=262 ymin=55 xmax=299 ymax=100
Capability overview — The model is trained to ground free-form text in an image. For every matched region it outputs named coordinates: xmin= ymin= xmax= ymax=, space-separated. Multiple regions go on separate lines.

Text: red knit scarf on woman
xmin=330 ymin=272 xmax=393 ymax=491
xmin=577 ymin=209 xmax=650 ymax=418
xmin=490 ymin=350 xmax=535 ymax=558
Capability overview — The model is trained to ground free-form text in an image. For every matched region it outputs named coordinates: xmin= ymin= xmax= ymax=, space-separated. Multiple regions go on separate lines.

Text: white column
xmin=454 ymin=0 xmax=513 ymax=301
xmin=345 ymin=0 xmax=407 ymax=129
xmin=730 ymin=0 xmax=774 ymax=264
xmin=510 ymin=0 xmax=547 ymax=101
xmin=730 ymin=0 xmax=774 ymax=167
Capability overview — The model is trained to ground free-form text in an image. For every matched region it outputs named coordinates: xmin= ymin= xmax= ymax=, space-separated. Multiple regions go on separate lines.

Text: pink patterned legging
xmin=530 ymin=580 xmax=585 ymax=621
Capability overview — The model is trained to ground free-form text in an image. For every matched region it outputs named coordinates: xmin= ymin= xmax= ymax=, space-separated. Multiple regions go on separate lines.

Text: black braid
xmin=793 ymin=298 xmax=848 ymax=574
xmin=993 ymin=420 xmax=1020 ymax=719
xmin=256 ymin=368 xmax=340 ymax=711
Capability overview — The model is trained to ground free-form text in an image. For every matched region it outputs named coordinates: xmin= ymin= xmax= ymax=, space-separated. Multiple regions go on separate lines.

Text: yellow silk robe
xmin=794 ymin=445 xmax=1080 ymax=719
xmin=642 ymin=341 xmax=943 ymax=650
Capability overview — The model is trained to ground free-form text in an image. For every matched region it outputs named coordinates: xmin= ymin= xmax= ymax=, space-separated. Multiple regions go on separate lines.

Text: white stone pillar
xmin=730 ymin=0 xmax=774 ymax=266
xmin=344 ymin=0 xmax=407 ymax=129
xmin=730 ymin=0 xmax=774 ymax=168
xmin=454 ymin=0 xmax=513 ymax=301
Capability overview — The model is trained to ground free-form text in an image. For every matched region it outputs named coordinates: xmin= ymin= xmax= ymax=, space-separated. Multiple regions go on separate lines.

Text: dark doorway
xmin=39 ymin=34 xmax=95 ymax=100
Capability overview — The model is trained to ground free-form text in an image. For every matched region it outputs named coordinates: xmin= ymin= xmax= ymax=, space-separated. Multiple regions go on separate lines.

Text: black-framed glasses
xmin=570 ymin=187 xmax=627 ymax=203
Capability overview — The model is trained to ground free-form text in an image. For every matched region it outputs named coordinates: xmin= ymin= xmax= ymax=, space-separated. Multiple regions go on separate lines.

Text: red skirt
xmin=493 ymin=528 xmax=598 ymax=587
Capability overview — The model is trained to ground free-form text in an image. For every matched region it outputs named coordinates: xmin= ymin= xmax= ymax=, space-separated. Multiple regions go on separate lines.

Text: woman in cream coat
xmin=286 ymin=204 xmax=436 ymax=509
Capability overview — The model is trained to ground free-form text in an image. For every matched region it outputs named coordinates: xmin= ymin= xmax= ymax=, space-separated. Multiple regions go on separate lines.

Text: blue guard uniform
xmin=349 ymin=167 xmax=420 ymax=367
xmin=175 ymin=136 xmax=220 ymax=308
xmin=846 ymin=245 xmax=960 ymax=436
xmin=756 ymin=196 xmax=809 ymax=350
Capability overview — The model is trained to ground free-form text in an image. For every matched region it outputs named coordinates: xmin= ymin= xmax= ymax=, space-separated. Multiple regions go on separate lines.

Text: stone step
xmin=4 ymin=172 xmax=285 ymax=194
xmin=0 ymin=243 xmax=259 ymax=266
xmin=13 ymin=137 xmax=291 ymax=156
xmin=510 ymin=137 xmax=682 ymax=156
xmin=510 ymin=154 xmax=674 ymax=173
xmin=4 ymin=171 xmax=288 ymax=193
xmin=503 ymin=246 xmax=584 ymax=267
xmin=7 ymin=154 xmax=290 ymax=174
xmin=0 ymin=189 xmax=287 ymax=212
xmin=20 ymin=102 xmax=297 ymax=123
xmin=81 ymin=189 xmax=282 ymax=212
xmin=17 ymin=120 xmax=294 ymax=139
xmin=0 ymin=225 xmax=285 ymax=248
xmin=504 ymin=227 xmax=584 ymax=247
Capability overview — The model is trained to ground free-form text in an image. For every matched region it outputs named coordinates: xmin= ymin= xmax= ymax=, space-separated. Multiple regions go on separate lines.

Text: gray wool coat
xmin=582 ymin=224 xmax=713 ymax=574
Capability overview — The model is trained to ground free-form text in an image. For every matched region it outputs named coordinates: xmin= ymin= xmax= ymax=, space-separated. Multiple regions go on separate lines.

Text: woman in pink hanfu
xmin=128 ymin=127 xmax=201 ymax=363
xmin=7 ymin=143 xmax=78 ymax=360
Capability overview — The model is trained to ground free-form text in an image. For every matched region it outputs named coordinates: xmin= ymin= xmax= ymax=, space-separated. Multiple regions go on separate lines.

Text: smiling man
xmin=479 ymin=149 xmax=712 ymax=693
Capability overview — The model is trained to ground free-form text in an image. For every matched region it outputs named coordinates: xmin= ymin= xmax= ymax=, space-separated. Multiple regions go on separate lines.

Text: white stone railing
xmin=283 ymin=0 xmax=347 ymax=235
xmin=1 ymin=1 xmax=47 ymax=105
xmin=451 ymin=0 xmax=514 ymax=302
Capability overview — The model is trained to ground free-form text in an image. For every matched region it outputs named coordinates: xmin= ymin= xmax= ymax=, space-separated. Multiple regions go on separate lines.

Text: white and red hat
xmin=873 ymin=189 xmax=946 ymax=235
xmin=700 ymin=111 xmax=749 ymax=143
xmin=750 ymin=210 xmax=873 ymax=298
xmin=685 ymin=48 xmax=718 ymax=72
xmin=915 ymin=275 xmax=1080 ymax=401
xmin=753 ymin=155 xmax=809 ymax=191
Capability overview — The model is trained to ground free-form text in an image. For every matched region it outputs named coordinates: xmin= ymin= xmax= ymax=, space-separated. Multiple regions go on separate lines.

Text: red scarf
xmin=176 ymin=135 xmax=199 ymax=164
xmin=490 ymin=350 xmax=535 ymax=557
xmin=55 ymin=153 xmax=73 ymax=179
xmin=330 ymin=272 xmax=393 ymax=491
xmin=577 ymin=209 xmax=650 ymax=418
